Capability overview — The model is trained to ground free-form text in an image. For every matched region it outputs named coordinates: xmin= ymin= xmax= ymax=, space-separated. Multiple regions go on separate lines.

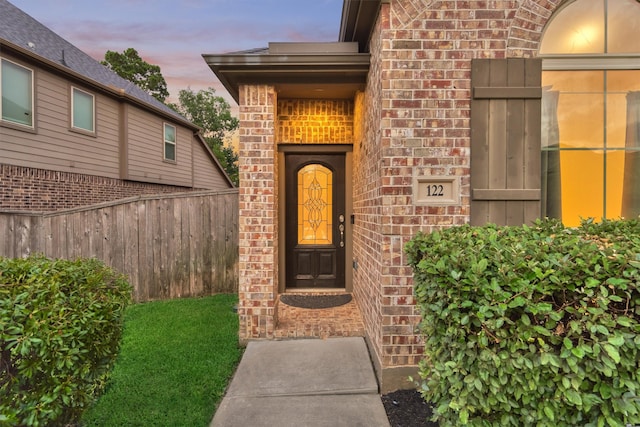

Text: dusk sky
xmin=9 ymin=0 xmax=343 ymax=106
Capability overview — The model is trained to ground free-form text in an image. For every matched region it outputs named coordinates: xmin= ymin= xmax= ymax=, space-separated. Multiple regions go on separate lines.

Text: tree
xmin=169 ymin=88 xmax=239 ymax=185
xmin=101 ymin=48 xmax=169 ymax=103
xmin=210 ymin=142 xmax=239 ymax=187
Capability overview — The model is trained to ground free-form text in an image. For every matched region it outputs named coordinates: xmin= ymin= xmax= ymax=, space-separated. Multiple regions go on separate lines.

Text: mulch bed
xmin=279 ymin=294 xmax=352 ymax=309
xmin=382 ymin=389 xmax=439 ymax=427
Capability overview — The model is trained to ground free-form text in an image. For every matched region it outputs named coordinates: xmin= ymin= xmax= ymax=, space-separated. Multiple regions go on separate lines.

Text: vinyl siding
xmin=1 ymin=54 xmax=120 ymax=178
xmin=1 ymin=52 xmax=230 ymax=191
xmin=192 ymin=136 xmax=230 ymax=189
xmin=125 ymin=107 xmax=194 ymax=187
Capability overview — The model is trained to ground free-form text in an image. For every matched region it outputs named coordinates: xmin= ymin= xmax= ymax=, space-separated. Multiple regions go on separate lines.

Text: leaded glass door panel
xmin=285 ymin=154 xmax=345 ymax=288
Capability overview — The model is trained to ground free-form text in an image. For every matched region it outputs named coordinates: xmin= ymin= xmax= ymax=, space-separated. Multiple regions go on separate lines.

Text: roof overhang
xmin=339 ymin=0 xmax=385 ymax=52
xmin=203 ymin=42 xmax=370 ymax=103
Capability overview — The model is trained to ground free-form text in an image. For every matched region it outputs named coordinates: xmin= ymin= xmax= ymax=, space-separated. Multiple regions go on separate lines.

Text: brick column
xmin=237 ymin=85 xmax=277 ymax=341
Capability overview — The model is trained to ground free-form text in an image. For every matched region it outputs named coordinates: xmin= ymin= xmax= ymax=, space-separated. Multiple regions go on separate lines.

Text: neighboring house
xmin=205 ymin=0 xmax=640 ymax=391
xmin=0 ymin=0 xmax=233 ymax=212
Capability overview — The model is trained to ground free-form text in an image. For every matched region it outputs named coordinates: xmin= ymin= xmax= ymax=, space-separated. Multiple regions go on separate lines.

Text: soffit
xmin=203 ymin=42 xmax=370 ymax=103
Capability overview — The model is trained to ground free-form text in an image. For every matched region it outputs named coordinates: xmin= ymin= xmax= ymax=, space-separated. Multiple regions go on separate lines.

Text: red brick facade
xmin=0 ymin=164 xmax=197 ymax=212
xmin=237 ymin=85 xmax=278 ymax=340
xmin=236 ymin=0 xmax=563 ymax=391
xmin=277 ymin=99 xmax=354 ymax=144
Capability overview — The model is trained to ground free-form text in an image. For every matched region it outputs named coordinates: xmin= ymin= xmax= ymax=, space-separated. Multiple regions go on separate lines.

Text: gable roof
xmin=0 ymin=0 xmax=188 ymax=126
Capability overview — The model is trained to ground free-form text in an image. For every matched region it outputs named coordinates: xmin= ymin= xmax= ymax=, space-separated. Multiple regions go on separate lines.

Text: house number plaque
xmin=413 ymin=176 xmax=460 ymax=205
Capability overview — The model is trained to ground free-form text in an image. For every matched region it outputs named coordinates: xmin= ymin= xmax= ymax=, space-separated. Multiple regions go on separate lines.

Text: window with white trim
xmin=540 ymin=0 xmax=640 ymax=226
xmin=164 ymin=123 xmax=176 ymax=161
xmin=1 ymin=58 xmax=34 ymax=127
xmin=71 ymin=87 xmax=95 ymax=133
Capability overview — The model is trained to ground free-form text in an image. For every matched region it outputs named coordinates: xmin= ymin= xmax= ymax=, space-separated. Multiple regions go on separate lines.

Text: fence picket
xmin=0 ymin=190 xmax=239 ymax=302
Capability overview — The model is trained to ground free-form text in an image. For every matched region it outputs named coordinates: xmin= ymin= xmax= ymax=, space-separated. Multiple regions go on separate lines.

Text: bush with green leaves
xmin=0 ymin=256 xmax=131 ymax=426
xmin=406 ymin=219 xmax=640 ymax=426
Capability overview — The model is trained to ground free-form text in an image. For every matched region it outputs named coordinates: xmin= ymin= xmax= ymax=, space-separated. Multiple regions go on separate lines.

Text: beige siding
xmin=0 ymin=54 xmax=120 ymax=178
xmin=125 ymin=108 xmax=194 ymax=187
xmin=192 ymin=136 xmax=230 ymax=189
xmin=1 ymin=53 xmax=229 ymax=191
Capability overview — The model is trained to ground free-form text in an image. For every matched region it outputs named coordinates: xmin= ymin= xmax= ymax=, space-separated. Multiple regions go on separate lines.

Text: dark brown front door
xmin=285 ymin=153 xmax=345 ymax=288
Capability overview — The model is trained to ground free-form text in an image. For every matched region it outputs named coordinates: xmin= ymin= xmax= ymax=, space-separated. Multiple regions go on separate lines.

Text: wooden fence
xmin=0 ymin=189 xmax=239 ymax=302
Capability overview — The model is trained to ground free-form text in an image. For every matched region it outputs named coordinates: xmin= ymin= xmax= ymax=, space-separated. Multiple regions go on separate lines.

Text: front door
xmin=285 ymin=153 xmax=345 ymax=288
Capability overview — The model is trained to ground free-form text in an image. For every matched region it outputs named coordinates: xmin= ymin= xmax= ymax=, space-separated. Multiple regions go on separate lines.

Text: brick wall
xmin=0 ymin=164 xmax=196 ymax=212
xmin=237 ymin=84 xmax=278 ymax=341
xmin=350 ymin=0 xmax=562 ymax=390
xmin=352 ymin=5 xmax=388 ymax=382
xmin=277 ymin=99 xmax=354 ymax=143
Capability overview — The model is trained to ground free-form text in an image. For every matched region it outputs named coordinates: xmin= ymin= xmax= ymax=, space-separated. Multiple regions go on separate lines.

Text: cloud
xmin=12 ymin=0 xmax=343 ymax=107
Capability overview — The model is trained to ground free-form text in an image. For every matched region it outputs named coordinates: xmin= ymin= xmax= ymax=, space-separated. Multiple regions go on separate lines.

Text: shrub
xmin=0 ymin=256 xmax=131 ymax=426
xmin=406 ymin=219 xmax=640 ymax=426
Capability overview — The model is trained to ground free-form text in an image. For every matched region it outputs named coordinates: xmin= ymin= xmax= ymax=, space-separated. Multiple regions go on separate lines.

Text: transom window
xmin=71 ymin=87 xmax=95 ymax=133
xmin=164 ymin=123 xmax=176 ymax=161
xmin=540 ymin=0 xmax=640 ymax=226
xmin=1 ymin=58 xmax=34 ymax=128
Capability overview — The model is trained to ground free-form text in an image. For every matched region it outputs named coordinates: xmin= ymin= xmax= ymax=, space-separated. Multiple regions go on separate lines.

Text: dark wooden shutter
xmin=470 ymin=58 xmax=542 ymax=226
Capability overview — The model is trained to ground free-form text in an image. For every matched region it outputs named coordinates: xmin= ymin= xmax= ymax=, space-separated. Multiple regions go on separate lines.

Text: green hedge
xmin=0 ymin=256 xmax=131 ymax=426
xmin=406 ymin=219 xmax=640 ymax=426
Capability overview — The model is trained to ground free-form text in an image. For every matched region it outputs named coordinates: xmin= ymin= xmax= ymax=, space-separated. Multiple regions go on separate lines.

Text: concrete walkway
xmin=210 ymin=337 xmax=391 ymax=427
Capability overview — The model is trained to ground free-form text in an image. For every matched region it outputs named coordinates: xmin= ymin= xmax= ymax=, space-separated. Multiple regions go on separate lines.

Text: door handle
xmin=339 ymin=215 xmax=345 ymax=247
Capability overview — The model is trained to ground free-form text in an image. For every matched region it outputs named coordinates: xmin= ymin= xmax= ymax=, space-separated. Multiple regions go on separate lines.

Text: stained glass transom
xmin=298 ymin=164 xmax=332 ymax=245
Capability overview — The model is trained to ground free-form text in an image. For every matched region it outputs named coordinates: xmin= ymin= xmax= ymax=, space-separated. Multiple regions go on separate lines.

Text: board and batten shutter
xmin=471 ymin=58 xmax=543 ymax=226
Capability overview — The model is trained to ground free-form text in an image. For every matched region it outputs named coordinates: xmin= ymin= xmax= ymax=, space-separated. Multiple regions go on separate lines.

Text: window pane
xmin=542 ymin=71 xmax=604 ymax=149
xmin=72 ymin=88 xmax=94 ymax=131
xmin=607 ymin=0 xmax=640 ymax=53
xmin=1 ymin=60 xmax=33 ymax=126
xmin=606 ymin=71 xmax=640 ymax=148
xmin=297 ymin=164 xmax=332 ymax=245
xmin=621 ymin=87 xmax=640 ymax=218
xmin=607 ymin=92 xmax=630 ymax=149
xmin=164 ymin=124 xmax=176 ymax=160
xmin=164 ymin=124 xmax=175 ymax=143
xmin=559 ymin=150 xmax=605 ymax=226
xmin=164 ymin=141 xmax=175 ymax=161
xmin=606 ymin=150 xmax=625 ymax=219
xmin=607 ymin=70 xmax=640 ymax=93
xmin=540 ymin=0 xmax=605 ymax=54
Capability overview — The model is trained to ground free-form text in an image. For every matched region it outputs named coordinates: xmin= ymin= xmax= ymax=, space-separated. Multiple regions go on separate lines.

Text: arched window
xmin=540 ymin=0 xmax=640 ymax=226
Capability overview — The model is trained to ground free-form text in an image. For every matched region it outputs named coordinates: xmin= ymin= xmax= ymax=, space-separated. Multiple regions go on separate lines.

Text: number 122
xmin=426 ymin=184 xmax=444 ymax=197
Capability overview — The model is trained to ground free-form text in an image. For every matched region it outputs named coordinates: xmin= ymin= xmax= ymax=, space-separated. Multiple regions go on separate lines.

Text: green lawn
xmin=82 ymin=294 xmax=241 ymax=427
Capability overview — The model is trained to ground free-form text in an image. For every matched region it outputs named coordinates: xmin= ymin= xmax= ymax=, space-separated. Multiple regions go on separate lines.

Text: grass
xmin=81 ymin=294 xmax=241 ymax=427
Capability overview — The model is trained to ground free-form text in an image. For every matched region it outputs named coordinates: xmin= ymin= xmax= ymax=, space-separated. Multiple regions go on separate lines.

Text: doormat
xmin=279 ymin=294 xmax=352 ymax=309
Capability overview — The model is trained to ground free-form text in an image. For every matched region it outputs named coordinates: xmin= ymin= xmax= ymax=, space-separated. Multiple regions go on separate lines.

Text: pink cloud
xmin=34 ymin=3 xmax=340 ymax=106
